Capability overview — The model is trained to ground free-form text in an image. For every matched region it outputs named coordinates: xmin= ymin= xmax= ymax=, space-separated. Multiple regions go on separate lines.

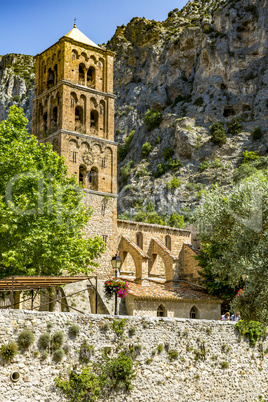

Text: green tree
xmin=209 ymin=122 xmax=227 ymax=146
xmin=0 ymin=106 xmax=105 ymax=278
xmin=196 ymin=173 xmax=268 ymax=323
xmin=144 ymin=109 xmax=162 ymax=131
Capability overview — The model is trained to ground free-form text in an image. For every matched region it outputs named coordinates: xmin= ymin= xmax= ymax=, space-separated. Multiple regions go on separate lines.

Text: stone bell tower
xmin=32 ymin=24 xmax=118 ymax=278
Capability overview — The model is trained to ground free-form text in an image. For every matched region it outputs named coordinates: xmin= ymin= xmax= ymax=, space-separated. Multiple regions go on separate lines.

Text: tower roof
xmin=64 ymin=25 xmax=100 ymax=48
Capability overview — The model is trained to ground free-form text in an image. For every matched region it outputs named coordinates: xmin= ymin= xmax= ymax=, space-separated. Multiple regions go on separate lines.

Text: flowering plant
xmin=104 ymin=278 xmax=129 ymax=299
xmin=235 ymin=288 xmax=246 ymax=298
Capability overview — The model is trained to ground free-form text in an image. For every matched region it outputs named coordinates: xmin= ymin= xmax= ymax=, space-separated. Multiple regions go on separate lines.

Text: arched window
xmin=165 ymin=235 xmax=171 ymax=251
xmin=52 ymin=107 xmax=58 ymax=131
xmin=90 ymin=111 xmax=98 ymax=129
xmin=79 ymin=63 xmax=85 ymax=85
xmin=88 ymin=167 xmax=98 ymax=191
xmin=190 ymin=306 xmax=198 ymax=319
xmin=47 ymin=68 xmax=54 ymax=89
xmin=136 ymin=232 xmax=143 ymax=249
xmin=75 ymin=106 xmax=83 ymax=132
xmin=54 ymin=64 xmax=58 ymax=84
xmin=87 ymin=67 xmax=95 ymax=88
xmin=157 ymin=304 xmax=167 ymax=317
xmin=79 ymin=165 xmax=86 ymax=187
xmin=43 ymin=112 xmax=48 ymax=134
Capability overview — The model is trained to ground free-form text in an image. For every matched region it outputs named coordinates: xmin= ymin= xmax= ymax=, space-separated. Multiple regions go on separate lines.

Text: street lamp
xmin=111 ymin=253 xmax=122 ymax=315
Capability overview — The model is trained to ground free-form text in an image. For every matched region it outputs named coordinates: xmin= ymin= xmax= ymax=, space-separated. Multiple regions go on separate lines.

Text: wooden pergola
xmin=0 ymin=275 xmax=98 ymax=314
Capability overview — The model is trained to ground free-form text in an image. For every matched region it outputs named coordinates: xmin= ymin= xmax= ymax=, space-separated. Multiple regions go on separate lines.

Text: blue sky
xmin=0 ymin=0 xmax=188 ymax=56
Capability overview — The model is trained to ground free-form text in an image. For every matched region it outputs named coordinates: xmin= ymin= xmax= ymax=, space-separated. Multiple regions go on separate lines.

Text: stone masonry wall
xmin=0 ymin=310 xmax=267 ymax=402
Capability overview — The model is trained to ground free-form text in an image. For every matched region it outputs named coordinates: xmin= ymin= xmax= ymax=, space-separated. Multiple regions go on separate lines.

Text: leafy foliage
xmin=52 ymin=331 xmax=64 ymax=349
xmin=38 ymin=333 xmax=50 ymax=350
xmin=168 ymin=159 xmax=183 ymax=171
xmin=0 ymin=341 xmax=18 ymax=361
xmin=18 ymin=329 xmax=34 ymax=349
xmin=196 ymin=174 xmax=268 ymax=323
xmin=69 ymin=324 xmax=80 ymax=337
xmin=155 ymin=163 xmax=167 ymax=178
xmin=163 ymin=148 xmax=175 ymax=161
xmin=120 ymin=161 xmax=133 ymax=184
xmin=242 ymin=150 xmax=260 ymax=164
xmin=209 ymin=122 xmax=227 ymax=146
xmin=227 ymin=119 xmax=242 ymax=135
xmin=0 ymin=106 xmax=105 ymax=278
xmin=118 ymin=131 xmax=135 ymax=161
xmin=53 ymin=348 xmax=65 ymax=362
xmin=56 ymin=352 xmax=135 ymax=400
xmin=166 ymin=177 xmax=181 ymax=190
xmin=144 ymin=109 xmax=162 ymax=131
xmin=141 ymin=142 xmax=152 ymax=157
xmin=79 ymin=341 xmax=94 ymax=363
xmin=235 ymin=320 xmax=266 ymax=346
xmin=112 ymin=319 xmax=126 ymax=337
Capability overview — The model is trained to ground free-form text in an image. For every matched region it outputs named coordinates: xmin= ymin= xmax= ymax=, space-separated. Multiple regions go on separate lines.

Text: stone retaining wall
xmin=0 ymin=310 xmax=267 ymax=402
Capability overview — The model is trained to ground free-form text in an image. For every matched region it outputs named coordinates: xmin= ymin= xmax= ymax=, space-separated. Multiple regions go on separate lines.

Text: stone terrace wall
xmin=0 ymin=310 xmax=267 ymax=402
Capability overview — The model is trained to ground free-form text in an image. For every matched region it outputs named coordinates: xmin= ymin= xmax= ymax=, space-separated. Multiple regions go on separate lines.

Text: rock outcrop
xmin=0 ymin=0 xmax=267 ymax=222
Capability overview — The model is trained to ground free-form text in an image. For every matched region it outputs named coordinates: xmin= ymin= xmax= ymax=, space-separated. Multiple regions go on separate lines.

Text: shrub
xmin=56 ymin=366 xmax=103 ymax=401
xmin=209 ymin=122 xmax=227 ymax=145
xmin=79 ymin=341 xmax=94 ymax=363
xmin=155 ymin=136 xmax=161 ymax=145
xmin=169 ymin=213 xmax=185 ymax=228
xmin=137 ymin=166 xmax=149 ymax=177
xmin=194 ymin=97 xmax=204 ymax=107
xmin=47 ymin=322 xmax=53 ymax=331
xmin=69 ymin=324 xmax=80 ymax=337
xmin=52 ymin=331 xmax=64 ymax=349
xmin=0 ymin=341 xmax=18 ymax=361
xmin=221 ymin=361 xmax=229 ymax=369
xmin=242 ymin=150 xmax=260 ymax=164
xmin=235 ymin=320 xmax=266 ymax=346
xmin=199 ymin=161 xmax=210 ymax=171
xmin=168 ymin=349 xmax=178 ymax=361
xmin=129 ymin=327 xmax=136 ymax=337
xmin=118 ymin=131 xmax=135 ymax=161
xmin=163 ymin=147 xmax=175 ymax=161
xmin=104 ymin=352 xmax=135 ymax=390
xmin=168 ymin=159 xmax=183 ymax=171
xmin=227 ymin=119 xmax=242 ymax=135
xmin=18 ymin=329 xmax=34 ymax=349
xmin=157 ymin=344 xmax=164 ymax=353
xmin=252 ymin=127 xmax=262 ymax=140
xmin=124 ymin=184 xmax=133 ymax=193
xmin=38 ymin=333 xmax=50 ymax=350
xmin=112 ymin=319 xmax=127 ymax=337
xmin=155 ymin=163 xmax=167 ymax=178
xmin=120 ymin=161 xmax=133 ymax=184
xmin=144 ymin=109 xmax=162 ymax=131
xmin=141 ymin=142 xmax=152 ymax=157
xmin=40 ymin=351 xmax=49 ymax=361
xmin=53 ymin=348 xmax=65 ymax=362
xmin=204 ymin=26 xmax=214 ymax=34
xmin=166 ymin=177 xmax=181 ymax=190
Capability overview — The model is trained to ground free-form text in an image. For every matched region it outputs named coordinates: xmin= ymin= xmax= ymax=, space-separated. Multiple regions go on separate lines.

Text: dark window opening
xmin=71 ymin=98 xmax=75 ymax=108
xmin=157 ymin=304 xmax=167 ymax=317
xmin=223 ymin=106 xmax=236 ymax=117
xmin=88 ymin=167 xmax=98 ymax=191
xmin=43 ymin=112 xmax=48 ymax=134
xmin=102 ymin=235 xmax=108 ymax=244
xmin=90 ymin=111 xmax=98 ymax=129
xmin=190 ymin=306 xmax=198 ymax=319
xmin=47 ymin=68 xmax=54 ymax=89
xmin=165 ymin=235 xmax=171 ymax=251
xmin=75 ymin=106 xmax=83 ymax=131
xmin=79 ymin=166 xmax=85 ymax=187
xmin=87 ymin=67 xmax=95 ymax=88
xmin=101 ymin=157 xmax=106 ymax=168
xmin=136 ymin=232 xmax=143 ymax=249
xmin=79 ymin=64 xmax=85 ymax=85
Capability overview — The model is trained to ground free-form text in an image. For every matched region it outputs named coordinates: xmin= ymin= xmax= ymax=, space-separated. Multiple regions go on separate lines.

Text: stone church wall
xmin=0 ymin=310 xmax=267 ymax=402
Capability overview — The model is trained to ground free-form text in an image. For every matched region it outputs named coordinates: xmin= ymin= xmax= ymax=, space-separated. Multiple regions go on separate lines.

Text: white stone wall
xmin=0 ymin=310 xmax=267 ymax=402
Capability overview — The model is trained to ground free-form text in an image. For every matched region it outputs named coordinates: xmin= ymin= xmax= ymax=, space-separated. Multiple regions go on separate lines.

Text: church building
xmin=31 ymin=25 xmax=221 ymax=320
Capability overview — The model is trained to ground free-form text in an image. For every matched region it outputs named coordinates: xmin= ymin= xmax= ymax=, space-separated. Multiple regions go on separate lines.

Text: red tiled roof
xmin=127 ymin=280 xmax=221 ymax=303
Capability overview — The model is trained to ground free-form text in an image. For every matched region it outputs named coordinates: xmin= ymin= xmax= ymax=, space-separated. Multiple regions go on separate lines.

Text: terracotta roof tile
xmin=127 ymin=280 xmax=221 ymax=303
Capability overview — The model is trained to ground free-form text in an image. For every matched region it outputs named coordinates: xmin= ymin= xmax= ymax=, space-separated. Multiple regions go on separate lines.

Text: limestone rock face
xmin=0 ymin=0 xmax=268 ymax=220
xmin=0 ymin=54 xmax=35 ymax=131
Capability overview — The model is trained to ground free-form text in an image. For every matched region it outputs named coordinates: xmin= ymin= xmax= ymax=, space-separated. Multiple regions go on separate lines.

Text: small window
xmin=102 ymin=235 xmax=108 ymax=244
xmin=165 ymin=235 xmax=171 ymax=251
xmin=136 ymin=232 xmax=143 ymax=249
xmin=157 ymin=304 xmax=167 ymax=317
xmin=190 ymin=306 xmax=198 ymax=319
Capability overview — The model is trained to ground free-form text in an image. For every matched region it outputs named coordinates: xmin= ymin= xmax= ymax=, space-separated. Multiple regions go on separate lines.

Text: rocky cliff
xmin=0 ymin=0 xmax=267 ymax=224
xmin=0 ymin=54 xmax=35 ymax=131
